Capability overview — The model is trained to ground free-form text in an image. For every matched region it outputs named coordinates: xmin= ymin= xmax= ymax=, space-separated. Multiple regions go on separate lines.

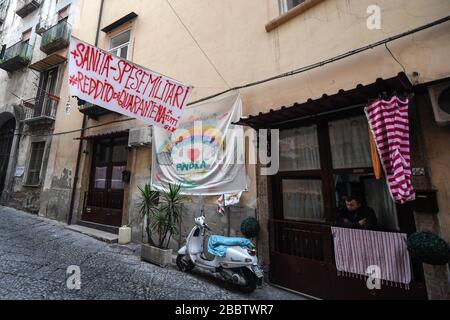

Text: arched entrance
xmin=0 ymin=118 xmax=16 ymax=197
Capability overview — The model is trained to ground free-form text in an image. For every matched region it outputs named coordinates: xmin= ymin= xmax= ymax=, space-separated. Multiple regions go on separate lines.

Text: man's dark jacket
xmin=336 ymin=206 xmax=378 ymax=229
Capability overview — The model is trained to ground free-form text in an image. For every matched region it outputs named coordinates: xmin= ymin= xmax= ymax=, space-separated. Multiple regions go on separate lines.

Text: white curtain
xmin=364 ymin=179 xmax=399 ymax=230
xmin=282 ymin=179 xmax=324 ymax=222
xmin=111 ymin=165 xmax=126 ymax=190
xmin=329 ymin=116 xmax=372 ymax=169
xmin=279 ymin=125 xmax=320 ymax=171
xmin=94 ymin=166 xmax=107 ymax=189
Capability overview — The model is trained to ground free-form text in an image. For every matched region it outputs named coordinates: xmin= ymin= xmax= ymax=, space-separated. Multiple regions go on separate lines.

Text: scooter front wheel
xmin=176 ymin=254 xmax=195 ymax=272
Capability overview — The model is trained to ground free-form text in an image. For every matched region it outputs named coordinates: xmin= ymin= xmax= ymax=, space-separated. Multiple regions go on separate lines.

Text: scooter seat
xmin=207 ymin=235 xmax=255 ymax=257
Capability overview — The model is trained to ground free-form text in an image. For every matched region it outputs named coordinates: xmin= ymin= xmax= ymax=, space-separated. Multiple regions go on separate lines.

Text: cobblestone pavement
xmin=0 ymin=206 xmax=305 ymax=300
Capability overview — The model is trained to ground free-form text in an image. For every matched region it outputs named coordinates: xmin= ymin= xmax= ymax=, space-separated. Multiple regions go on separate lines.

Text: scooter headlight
xmin=247 ymin=248 xmax=257 ymax=256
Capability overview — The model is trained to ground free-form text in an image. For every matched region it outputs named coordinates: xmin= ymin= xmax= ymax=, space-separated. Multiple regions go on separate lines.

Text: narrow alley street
xmin=0 ymin=206 xmax=303 ymax=300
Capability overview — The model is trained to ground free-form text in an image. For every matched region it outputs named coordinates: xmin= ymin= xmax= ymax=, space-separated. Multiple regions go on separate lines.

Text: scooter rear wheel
xmin=234 ymin=267 xmax=257 ymax=293
xmin=176 ymin=254 xmax=195 ymax=272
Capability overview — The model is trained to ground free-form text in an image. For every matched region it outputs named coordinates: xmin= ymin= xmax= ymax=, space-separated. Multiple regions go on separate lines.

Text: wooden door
xmin=269 ymin=111 xmax=428 ymax=299
xmin=82 ymin=136 xmax=128 ymax=227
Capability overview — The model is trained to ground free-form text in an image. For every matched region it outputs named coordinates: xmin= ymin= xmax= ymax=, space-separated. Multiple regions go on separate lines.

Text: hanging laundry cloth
xmin=216 ymin=192 xmax=243 ymax=215
xmin=365 ymin=96 xmax=415 ymax=204
xmin=331 ymin=227 xmax=412 ymax=289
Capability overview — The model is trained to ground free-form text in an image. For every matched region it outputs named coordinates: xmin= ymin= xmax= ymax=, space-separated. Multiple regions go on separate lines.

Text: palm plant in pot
xmin=139 ymin=183 xmax=185 ymax=267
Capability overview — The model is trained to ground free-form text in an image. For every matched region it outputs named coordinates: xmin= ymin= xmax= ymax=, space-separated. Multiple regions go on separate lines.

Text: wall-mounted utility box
xmin=413 ymin=190 xmax=439 ymax=214
xmin=128 ymin=126 xmax=152 ymax=148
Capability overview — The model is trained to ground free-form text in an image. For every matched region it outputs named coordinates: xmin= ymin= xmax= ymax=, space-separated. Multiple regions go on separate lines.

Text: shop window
xmin=279 ymin=0 xmax=306 ymax=14
xmin=109 ymin=30 xmax=131 ymax=59
xmin=27 ymin=141 xmax=46 ymax=185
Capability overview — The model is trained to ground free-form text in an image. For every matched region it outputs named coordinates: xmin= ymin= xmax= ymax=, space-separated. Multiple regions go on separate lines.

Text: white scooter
xmin=177 ymin=214 xmax=264 ymax=293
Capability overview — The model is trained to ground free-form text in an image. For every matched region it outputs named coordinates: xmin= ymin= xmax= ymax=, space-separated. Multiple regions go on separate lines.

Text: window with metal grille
xmin=27 ymin=141 xmax=46 ymax=185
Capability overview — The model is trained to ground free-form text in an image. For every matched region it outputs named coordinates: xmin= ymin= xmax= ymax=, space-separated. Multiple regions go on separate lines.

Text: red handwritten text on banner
xmin=68 ymin=37 xmax=191 ymax=132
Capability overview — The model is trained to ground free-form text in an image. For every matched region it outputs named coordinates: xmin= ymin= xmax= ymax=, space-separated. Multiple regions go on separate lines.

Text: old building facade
xmin=0 ymin=0 xmax=79 ymax=213
xmin=2 ymin=0 xmax=449 ymax=300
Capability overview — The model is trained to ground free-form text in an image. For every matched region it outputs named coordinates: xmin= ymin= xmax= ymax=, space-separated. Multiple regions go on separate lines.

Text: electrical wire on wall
xmin=9 ymin=15 xmax=450 ymax=139
xmin=384 ymin=43 xmax=407 ymax=74
xmin=165 ymin=0 xmax=231 ymax=90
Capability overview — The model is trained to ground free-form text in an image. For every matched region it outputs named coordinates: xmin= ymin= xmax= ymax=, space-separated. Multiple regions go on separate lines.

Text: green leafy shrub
xmin=241 ymin=217 xmax=260 ymax=239
xmin=407 ymin=232 xmax=449 ymax=265
xmin=139 ymin=183 xmax=186 ymax=249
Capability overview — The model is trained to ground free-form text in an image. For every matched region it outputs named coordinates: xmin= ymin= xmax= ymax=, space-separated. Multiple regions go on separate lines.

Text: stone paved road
xmin=0 ymin=206 xmax=305 ymax=300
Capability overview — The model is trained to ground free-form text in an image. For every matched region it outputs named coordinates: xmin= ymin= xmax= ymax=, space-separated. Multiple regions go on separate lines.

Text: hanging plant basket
xmin=241 ymin=217 xmax=260 ymax=239
xmin=407 ymin=232 xmax=450 ymax=266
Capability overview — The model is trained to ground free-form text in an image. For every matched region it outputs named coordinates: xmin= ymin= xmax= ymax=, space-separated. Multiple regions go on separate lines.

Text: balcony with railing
xmin=23 ymin=90 xmax=58 ymax=126
xmin=0 ymin=40 xmax=33 ymax=72
xmin=77 ymin=99 xmax=115 ymax=120
xmin=15 ymin=0 xmax=41 ymax=18
xmin=41 ymin=19 xmax=71 ymax=55
xmin=0 ymin=1 xmax=8 ymax=25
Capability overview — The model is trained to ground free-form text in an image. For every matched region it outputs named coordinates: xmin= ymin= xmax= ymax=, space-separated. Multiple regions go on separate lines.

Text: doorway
xmin=0 ymin=118 xmax=15 ymax=198
xmin=82 ymin=136 xmax=128 ymax=227
xmin=269 ymin=111 xmax=428 ymax=299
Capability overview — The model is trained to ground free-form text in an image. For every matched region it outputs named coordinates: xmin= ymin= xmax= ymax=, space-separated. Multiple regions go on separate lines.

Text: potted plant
xmin=241 ymin=217 xmax=260 ymax=239
xmin=407 ymin=231 xmax=450 ymax=265
xmin=139 ymin=183 xmax=185 ymax=267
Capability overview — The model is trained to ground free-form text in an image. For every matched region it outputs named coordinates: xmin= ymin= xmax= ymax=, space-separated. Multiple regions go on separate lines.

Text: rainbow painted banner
xmin=151 ymin=91 xmax=247 ymax=195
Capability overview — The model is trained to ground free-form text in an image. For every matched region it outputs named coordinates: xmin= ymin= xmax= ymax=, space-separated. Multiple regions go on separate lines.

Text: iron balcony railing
xmin=23 ymin=90 xmax=58 ymax=123
xmin=15 ymin=0 xmax=41 ymax=18
xmin=41 ymin=19 xmax=71 ymax=54
xmin=0 ymin=40 xmax=33 ymax=72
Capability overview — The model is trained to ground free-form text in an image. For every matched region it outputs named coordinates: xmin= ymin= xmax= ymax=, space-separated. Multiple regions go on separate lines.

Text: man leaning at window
xmin=336 ymin=195 xmax=378 ymax=230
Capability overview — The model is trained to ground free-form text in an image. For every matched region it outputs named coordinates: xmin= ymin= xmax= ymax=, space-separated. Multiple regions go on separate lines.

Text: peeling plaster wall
xmin=0 ymin=0 xmax=80 ymax=217
xmin=37 ymin=0 xmax=90 ymax=223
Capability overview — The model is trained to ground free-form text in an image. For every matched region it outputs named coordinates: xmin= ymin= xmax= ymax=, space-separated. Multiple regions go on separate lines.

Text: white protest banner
xmin=68 ymin=36 xmax=192 ymax=132
xmin=151 ymin=91 xmax=247 ymax=195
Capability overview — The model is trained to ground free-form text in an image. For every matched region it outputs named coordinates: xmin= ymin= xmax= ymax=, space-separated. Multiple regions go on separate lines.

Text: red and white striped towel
xmin=331 ymin=227 xmax=412 ymax=288
xmin=365 ymin=96 xmax=415 ymax=204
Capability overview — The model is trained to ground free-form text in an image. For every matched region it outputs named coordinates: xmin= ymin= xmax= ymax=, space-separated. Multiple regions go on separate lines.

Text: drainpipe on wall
xmin=67 ymin=0 xmax=105 ymax=225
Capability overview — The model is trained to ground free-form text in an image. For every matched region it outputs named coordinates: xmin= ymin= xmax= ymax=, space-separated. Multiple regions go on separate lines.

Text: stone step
xmin=65 ymin=224 xmax=119 ymax=244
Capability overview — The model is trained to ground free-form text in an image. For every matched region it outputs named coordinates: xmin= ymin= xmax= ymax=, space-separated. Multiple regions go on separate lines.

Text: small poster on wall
xmin=15 ymin=166 xmax=25 ymax=177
